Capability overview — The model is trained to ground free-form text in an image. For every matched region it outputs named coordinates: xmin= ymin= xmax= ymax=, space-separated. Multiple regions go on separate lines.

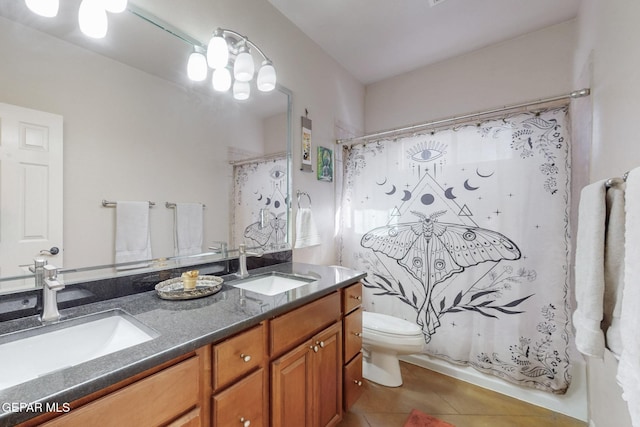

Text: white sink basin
xmin=0 ymin=309 xmax=158 ymax=391
xmin=232 ymin=272 xmax=315 ymax=296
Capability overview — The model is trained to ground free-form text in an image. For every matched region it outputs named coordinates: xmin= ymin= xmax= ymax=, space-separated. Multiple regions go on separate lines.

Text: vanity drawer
xmin=343 ymin=352 xmax=364 ymax=411
xmin=213 ymin=322 xmax=266 ymax=390
xmin=343 ymin=282 xmax=362 ymax=314
xmin=344 ymin=307 xmax=363 ymax=363
xmin=270 ymin=292 xmax=341 ymax=357
xmin=43 ymin=356 xmax=199 ymax=427
xmin=212 ymin=368 xmax=267 ymax=427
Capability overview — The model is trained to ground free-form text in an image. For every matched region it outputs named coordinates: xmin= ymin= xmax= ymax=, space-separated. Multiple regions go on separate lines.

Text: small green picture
xmin=317 ymin=146 xmax=333 ymax=182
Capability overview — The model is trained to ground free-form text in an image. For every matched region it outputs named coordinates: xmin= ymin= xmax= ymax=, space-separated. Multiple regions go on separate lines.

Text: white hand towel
xmin=174 ymin=203 xmax=204 ymax=256
xmin=603 ymin=183 xmax=625 ymax=357
xmin=294 ymin=207 xmax=321 ymax=248
xmin=618 ymin=168 xmax=640 ymax=427
xmin=115 ymin=201 xmax=152 ymax=265
xmin=572 ymin=179 xmax=607 ymax=357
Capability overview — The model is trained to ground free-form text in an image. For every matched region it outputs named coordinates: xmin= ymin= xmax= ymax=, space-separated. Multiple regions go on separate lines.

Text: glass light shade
xmin=104 ymin=0 xmax=128 ymax=13
xmin=187 ymin=51 xmax=207 ymax=82
xmin=233 ymin=81 xmax=250 ymax=100
xmin=234 ymin=49 xmax=255 ymax=82
xmin=257 ymin=61 xmax=276 ymax=92
xmin=25 ymin=0 xmax=59 ymax=17
xmin=207 ymin=34 xmax=229 ymax=69
xmin=212 ymin=68 xmax=232 ymax=92
xmin=78 ymin=0 xmax=108 ymax=39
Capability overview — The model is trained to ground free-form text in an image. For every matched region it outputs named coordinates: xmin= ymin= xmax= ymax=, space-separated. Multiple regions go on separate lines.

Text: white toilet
xmin=361 ymin=311 xmax=424 ymax=387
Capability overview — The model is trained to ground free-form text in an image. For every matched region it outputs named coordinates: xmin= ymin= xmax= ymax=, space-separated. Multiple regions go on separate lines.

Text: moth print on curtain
xmin=339 ymin=106 xmax=571 ymax=393
xmin=232 ymin=158 xmax=288 ymax=251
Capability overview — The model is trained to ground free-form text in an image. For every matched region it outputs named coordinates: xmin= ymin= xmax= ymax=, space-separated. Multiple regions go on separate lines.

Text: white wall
xmin=365 ymin=20 xmax=576 ymax=132
xmin=574 ymin=0 xmax=640 ymax=426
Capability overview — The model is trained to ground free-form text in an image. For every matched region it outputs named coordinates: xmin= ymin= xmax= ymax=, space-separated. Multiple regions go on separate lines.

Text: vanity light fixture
xmin=190 ymin=28 xmax=277 ymax=101
xmin=24 ymin=0 xmax=59 ymax=17
xmin=187 ymin=46 xmax=208 ymax=82
xmin=24 ymin=0 xmax=128 ymax=39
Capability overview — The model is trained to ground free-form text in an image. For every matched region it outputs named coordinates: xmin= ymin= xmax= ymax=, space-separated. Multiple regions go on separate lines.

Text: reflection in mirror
xmin=0 ymin=1 xmax=291 ymax=293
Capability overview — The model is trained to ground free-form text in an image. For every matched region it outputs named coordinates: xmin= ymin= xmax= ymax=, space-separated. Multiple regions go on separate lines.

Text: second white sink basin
xmin=0 ymin=309 xmax=158 ymax=391
xmin=232 ymin=272 xmax=315 ymax=296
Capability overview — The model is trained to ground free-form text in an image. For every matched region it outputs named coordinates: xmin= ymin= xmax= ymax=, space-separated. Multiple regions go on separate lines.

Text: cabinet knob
xmin=310 ymin=345 xmax=319 ymax=353
xmin=239 ymin=417 xmax=251 ymax=427
xmin=350 ymin=295 xmax=362 ymax=301
xmin=316 ymin=340 xmax=325 ymax=348
xmin=240 ymin=354 xmax=251 ymax=363
xmin=354 ymin=380 xmax=363 ymax=386
xmin=353 ymin=332 xmax=362 ymax=337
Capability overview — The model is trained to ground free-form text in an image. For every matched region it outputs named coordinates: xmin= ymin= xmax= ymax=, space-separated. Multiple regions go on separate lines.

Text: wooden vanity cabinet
xmin=17 ymin=282 xmax=363 ymax=427
xmin=271 ymin=322 xmax=342 ymax=427
xmin=270 ymin=292 xmax=343 ymax=427
xmin=342 ymin=282 xmax=364 ymax=411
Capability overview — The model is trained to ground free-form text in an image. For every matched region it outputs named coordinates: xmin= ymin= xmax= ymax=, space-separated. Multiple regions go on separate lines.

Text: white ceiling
xmin=267 ymin=0 xmax=581 ymax=84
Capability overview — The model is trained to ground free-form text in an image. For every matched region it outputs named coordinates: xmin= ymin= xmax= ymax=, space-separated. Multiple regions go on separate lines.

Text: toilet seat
xmin=363 ymin=311 xmax=422 ymax=336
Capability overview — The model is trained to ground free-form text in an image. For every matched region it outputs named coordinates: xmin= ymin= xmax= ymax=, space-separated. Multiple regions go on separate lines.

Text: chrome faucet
xmin=208 ymin=241 xmax=228 ymax=257
xmin=41 ymin=264 xmax=65 ymax=323
xmin=236 ymin=244 xmax=263 ymax=279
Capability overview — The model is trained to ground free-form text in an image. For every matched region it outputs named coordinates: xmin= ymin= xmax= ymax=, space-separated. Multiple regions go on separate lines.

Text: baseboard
xmin=400 ymin=354 xmax=588 ymax=422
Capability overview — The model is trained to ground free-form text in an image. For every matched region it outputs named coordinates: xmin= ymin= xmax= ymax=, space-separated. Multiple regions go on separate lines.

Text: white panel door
xmin=0 ymin=103 xmax=63 ymax=280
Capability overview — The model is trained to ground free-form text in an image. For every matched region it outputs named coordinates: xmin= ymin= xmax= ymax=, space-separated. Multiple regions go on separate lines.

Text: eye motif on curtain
xmin=340 ymin=106 xmax=571 ymax=393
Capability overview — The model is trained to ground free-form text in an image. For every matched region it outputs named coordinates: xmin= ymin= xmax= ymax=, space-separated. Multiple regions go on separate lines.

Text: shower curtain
xmin=339 ymin=106 xmax=572 ymax=393
xmin=232 ymin=156 xmax=288 ymax=250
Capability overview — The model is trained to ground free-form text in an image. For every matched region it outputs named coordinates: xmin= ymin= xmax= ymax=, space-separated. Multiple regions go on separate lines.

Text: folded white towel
xmin=115 ymin=201 xmax=152 ymax=266
xmin=174 ymin=203 xmax=204 ymax=257
xmin=294 ymin=207 xmax=321 ymax=248
xmin=618 ymin=168 xmax=640 ymax=427
xmin=573 ymin=179 xmax=607 ymax=357
xmin=603 ymin=184 xmax=625 ymax=357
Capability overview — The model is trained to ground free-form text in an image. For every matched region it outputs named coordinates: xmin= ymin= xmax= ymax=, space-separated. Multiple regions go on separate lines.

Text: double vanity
xmin=0 ymin=261 xmax=366 ymax=426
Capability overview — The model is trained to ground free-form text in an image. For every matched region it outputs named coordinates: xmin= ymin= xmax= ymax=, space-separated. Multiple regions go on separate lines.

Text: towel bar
xmin=165 ymin=202 xmax=206 ymax=208
xmin=102 ymin=200 xmax=155 ymax=208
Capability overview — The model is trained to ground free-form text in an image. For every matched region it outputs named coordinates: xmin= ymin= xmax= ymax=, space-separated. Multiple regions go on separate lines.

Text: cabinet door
xmin=213 ymin=368 xmax=266 ymax=427
xmin=271 ymin=339 xmax=314 ymax=427
xmin=314 ymin=322 xmax=343 ymax=427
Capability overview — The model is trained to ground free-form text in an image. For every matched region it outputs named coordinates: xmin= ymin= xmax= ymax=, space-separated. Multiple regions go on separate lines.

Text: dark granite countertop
xmin=0 ymin=262 xmax=366 ymax=426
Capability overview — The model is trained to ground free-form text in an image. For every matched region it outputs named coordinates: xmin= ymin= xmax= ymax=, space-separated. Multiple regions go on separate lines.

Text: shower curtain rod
xmin=228 ymin=151 xmax=287 ymax=166
xmin=335 ymin=88 xmax=590 ymax=145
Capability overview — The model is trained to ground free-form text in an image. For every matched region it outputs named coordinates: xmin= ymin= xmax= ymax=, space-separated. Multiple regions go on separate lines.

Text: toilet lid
xmin=363 ymin=311 xmax=422 ymax=336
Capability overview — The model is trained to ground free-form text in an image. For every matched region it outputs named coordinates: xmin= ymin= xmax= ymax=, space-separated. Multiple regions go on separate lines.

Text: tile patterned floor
xmin=338 ymin=362 xmax=587 ymax=427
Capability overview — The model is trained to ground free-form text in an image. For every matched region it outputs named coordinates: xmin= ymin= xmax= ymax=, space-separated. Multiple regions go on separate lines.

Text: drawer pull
xmin=354 ymin=380 xmax=363 ymax=386
xmin=310 ymin=345 xmax=319 ymax=353
xmin=316 ymin=340 xmax=325 ymax=348
xmin=240 ymin=354 xmax=251 ymax=363
xmin=353 ymin=332 xmax=362 ymax=337
xmin=350 ymin=295 xmax=362 ymax=301
xmin=239 ymin=417 xmax=251 ymax=427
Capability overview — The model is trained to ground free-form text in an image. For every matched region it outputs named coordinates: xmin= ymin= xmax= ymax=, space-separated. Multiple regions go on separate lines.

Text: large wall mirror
xmin=0 ymin=1 xmax=292 ymax=293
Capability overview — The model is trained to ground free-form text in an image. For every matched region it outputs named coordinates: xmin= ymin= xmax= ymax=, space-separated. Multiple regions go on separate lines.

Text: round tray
xmin=155 ymin=275 xmax=224 ymax=300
